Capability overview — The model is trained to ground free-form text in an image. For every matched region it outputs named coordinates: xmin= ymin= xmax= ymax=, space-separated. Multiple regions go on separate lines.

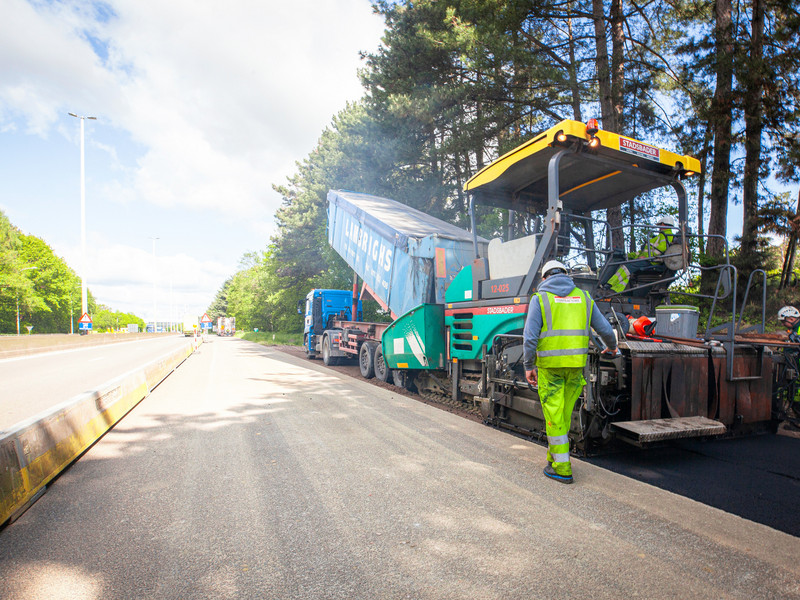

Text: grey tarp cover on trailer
xmin=327 ymin=190 xmax=487 ymax=316
xmin=328 ymin=190 xmax=482 ymax=246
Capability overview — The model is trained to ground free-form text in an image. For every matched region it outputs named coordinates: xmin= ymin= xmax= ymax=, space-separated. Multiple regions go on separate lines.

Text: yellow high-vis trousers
xmin=537 ymin=366 xmax=585 ymax=476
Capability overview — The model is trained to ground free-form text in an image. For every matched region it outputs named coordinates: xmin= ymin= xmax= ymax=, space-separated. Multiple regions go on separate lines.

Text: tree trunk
xmin=567 ymin=11 xmax=582 ymax=121
xmin=780 ymin=188 xmax=800 ymax=289
xmin=610 ymin=0 xmax=625 ymax=129
xmin=740 ymin=0 xmax=765 ymax=265
xmin=697 ymin=122 xmax=713 ymax=240
xmin=592 ymin=0 xmax=624 ymax=248
xmin=592 ymin=0 xmax=614 ymax=129
xmin=705 ymin=0 xmax=734 ymax=261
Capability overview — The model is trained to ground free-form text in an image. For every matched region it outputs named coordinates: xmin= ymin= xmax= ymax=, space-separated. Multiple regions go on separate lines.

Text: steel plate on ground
xmin=611 ymin=416 xmax=727 ymax=443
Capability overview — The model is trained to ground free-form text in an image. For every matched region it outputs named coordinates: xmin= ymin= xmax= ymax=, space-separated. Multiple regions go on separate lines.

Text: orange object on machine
xmin=628 ymin=315 xmax=656 ymax=336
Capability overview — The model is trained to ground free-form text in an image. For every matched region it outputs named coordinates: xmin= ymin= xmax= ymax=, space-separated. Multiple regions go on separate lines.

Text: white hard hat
xmin=657 ymin=215 xmax=677 ymax=227
xmin=542 ymin=260 xmax=567 ymax=278
xmin=778 ymin=306 xmax=800 ymax=320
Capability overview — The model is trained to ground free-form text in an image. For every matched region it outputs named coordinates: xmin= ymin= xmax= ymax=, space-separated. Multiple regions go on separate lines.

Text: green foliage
xmin=92 ymin=305 xmax=146 ymax=332
xmin=214 ymin=0 xmax=800 ymax=336
xmin=0 ymin=209 xmax=145 ymax=334
xmin=19 ymin=234 xmax=77 ymax=333
xmin=207 ymin=278 xmax=231 ymax=321
xmin=729 ymin=235 xmax=780 ymax=287
xmin=223 ymin=249 xmax=310 ymax=333
xmin=0 ymin=211 xmax=32 ymax=330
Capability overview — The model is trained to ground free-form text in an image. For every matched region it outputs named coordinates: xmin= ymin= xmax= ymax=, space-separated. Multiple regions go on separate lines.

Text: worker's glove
xmin=601 ymin=347 xmax=621 ymax=357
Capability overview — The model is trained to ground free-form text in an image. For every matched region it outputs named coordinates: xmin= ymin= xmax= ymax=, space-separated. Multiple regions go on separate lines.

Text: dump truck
xmin=310 ymin=190 xmax=487 ymax=381
xmin=311 ymin=119 xmax=784 ymax=452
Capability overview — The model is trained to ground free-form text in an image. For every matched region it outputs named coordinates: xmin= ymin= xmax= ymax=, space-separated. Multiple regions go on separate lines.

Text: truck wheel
xmin=374 ymin=344 xmax=391 ymax=382
xmin=359 ymin=341 xmax=376 ymax=379
xmin=322 ymin=336 xmax=338 ymax=367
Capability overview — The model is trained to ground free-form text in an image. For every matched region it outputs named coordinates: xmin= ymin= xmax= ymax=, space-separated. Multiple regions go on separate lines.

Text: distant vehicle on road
xmin=217 ymin=316 xmax=236 ymax=336
xmin=182 ymin=314 xmax=199 ymax=337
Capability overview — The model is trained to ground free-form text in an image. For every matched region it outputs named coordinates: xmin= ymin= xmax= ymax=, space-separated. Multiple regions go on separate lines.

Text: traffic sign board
xmin=200 ymin=313 xmax=213 ymax=324
xmin=78 ymin=313 xmax=92 ymax=332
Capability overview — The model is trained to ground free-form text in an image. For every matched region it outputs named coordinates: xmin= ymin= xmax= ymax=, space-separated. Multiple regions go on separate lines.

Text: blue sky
xmin=1 ymin=0 xmax=384 ymax=322
xmin=2 ymin=1 xmax=785 ymax=327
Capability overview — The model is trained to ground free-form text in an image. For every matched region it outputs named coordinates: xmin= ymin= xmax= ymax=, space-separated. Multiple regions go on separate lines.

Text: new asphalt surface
xmin=588 ymin=434 xmax=800 ymax=537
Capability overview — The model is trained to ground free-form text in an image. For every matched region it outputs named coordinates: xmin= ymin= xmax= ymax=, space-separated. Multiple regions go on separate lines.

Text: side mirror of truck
xmin=297 ymin=300 xmax=304 ymax=315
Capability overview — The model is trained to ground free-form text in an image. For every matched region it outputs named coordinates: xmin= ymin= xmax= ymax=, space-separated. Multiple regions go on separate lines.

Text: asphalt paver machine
xmin=451 ymin=119 xmax=775 ymax=451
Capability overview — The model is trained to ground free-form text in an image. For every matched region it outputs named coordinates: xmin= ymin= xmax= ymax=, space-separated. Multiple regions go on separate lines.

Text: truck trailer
xmin=309 ymin=119 xmax=787 ymax=453
xmin=182 ymin=314 xmax=199 ymax=337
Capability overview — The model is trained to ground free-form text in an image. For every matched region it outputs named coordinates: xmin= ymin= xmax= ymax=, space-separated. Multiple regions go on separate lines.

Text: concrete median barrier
xmin=0 ymin=341 xmax=196 ymax=526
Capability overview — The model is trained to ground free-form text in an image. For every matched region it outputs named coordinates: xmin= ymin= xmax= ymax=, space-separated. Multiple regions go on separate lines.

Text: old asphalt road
xmin=1 ymin=337 xmax=797 ymax=599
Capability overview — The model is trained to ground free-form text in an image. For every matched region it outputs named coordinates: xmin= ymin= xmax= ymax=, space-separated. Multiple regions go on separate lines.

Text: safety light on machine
xmin=585 ymin=118 xmax=601 ymax=148
xmin=672 ymin=160 xmax=695 ymax=180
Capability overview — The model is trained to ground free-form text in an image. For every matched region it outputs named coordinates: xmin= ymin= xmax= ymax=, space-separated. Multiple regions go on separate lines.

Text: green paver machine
xmin=443 ymin=119 xmax=774 ymax=450
xmin=319 ymin=119 xmax=780 ymax=452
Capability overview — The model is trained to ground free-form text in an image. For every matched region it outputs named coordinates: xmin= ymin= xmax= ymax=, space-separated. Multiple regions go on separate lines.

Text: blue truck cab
xmin=300 ymin=289 xmax=362 ymax=359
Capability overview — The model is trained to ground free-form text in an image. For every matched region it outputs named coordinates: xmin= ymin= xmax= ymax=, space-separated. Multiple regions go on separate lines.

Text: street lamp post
xmin=68 ymin=112 xmax=96 ymax=320
xmin=149 ymin=236 xmax=159 ymax=332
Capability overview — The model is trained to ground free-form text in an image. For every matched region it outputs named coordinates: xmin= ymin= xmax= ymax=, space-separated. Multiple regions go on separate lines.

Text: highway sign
xmin=79 ymin=313 xmax=92 ymax=331
xmin=200 ymin=313 xmax=213 ymax=324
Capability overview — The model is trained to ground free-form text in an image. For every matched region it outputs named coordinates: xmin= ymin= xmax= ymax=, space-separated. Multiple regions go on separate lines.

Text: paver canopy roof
xmin=465 ymin=119 xmax=701 ymax=213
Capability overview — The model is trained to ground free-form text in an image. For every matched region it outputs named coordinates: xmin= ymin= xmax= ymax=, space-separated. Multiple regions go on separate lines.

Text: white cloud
xmin=57 ymin=233 xmax=233 ymax=319
xmin=0 ymin=1 xmax=119 ymax=133
xmin=102 ymin=0 xmax=381 ymax=218
xmin=0 ymin=0 xmax=385 ymax=319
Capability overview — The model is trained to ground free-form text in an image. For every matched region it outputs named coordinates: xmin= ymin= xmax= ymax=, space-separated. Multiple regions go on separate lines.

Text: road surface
xmin=0 ymin=337 xmax=797 ymax=599
xmin=0 ymin=334 xmax=195 ymax=431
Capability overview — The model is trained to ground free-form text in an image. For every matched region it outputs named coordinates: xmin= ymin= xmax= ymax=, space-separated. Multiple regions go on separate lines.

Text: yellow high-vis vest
xmin=535 ymin=287 xmax=592 ymax=368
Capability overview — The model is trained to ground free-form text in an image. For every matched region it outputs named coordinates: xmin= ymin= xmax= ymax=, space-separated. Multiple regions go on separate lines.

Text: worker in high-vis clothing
xmin=605 ymin=215 xmax=677 ymax=293
xmin=523 ymin=260 xmax=619 ymax=484
xmin=778 ymin=305 xmax=800 ymax=342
